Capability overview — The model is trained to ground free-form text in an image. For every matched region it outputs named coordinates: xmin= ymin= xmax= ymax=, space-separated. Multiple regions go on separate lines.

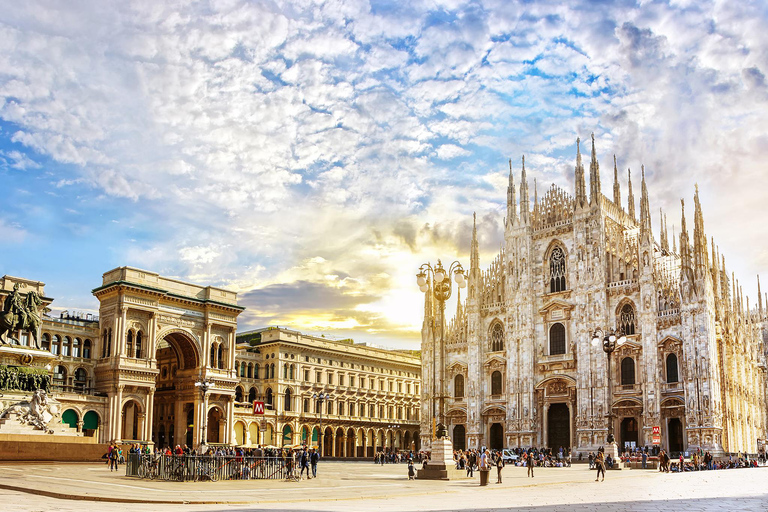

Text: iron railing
xmin=126 ymin=453 xmax=295 ymax=481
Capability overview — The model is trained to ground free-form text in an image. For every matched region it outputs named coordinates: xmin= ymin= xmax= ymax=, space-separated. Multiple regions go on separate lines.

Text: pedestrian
xmin=641 ymin=450 xmax=647 ymax=469
xmin=495 ymin=452 xmax=504 ymax=483
xmin=588 ymin=451 xmax=594 ymax=469
xmin=526 ymin=452 xmax=534 ymax=478
xmin=108 ymin=444 xmax=119 ymax=472
xmin=595 ymin=449 xmax=605 ymax=482
xmin=310 ymin=448 xmax=319 ymax=478
xmin=408 ymin=459 xmax=415 ymax=480
xmin=466 ymin=451 xmax=474 ymax=477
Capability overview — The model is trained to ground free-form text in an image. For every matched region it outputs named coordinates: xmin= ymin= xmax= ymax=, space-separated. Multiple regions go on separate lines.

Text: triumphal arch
xmin=92 ymin=267 xmax=243 ymax=448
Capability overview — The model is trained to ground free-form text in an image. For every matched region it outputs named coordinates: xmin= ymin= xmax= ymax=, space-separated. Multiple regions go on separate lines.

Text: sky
xmin=1 ymin=0 xmax=767 ymax=350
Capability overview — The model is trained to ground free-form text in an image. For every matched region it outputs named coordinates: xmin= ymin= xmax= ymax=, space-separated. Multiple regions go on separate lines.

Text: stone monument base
xmin=417 ymin=437 xmax=472 ymax=480
xmin=607 ymin=441 xmax=622 ymax=470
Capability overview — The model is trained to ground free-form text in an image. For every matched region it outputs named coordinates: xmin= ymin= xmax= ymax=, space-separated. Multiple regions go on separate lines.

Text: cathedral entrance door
xmin=620 ymin=417 xmax=638 ymax=451
xmin=547 ymin=403 xmax=570 ymax=450
xmin=668 ymin=418 xmax=684 ymax=455
xmin=453 ymin=425 xmax=466 ymax=450
xmin=489 ymin=423 xmax=503 ymax=450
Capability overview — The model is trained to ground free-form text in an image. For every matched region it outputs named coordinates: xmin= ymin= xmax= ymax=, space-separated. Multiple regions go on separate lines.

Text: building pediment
xmin=483 ymin=356 xmax=506 ymax=370
xmin=538 ymin=299 xmax=575 ymax=321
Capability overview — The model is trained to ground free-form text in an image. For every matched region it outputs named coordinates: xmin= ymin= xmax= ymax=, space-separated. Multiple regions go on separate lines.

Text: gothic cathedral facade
xmin=420 ymin=135 xmax=768 ymax=457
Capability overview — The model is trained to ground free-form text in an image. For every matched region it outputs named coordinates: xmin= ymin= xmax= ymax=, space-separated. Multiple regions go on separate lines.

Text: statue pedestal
xmin=416 ymin=437 xmax=470 ymax=480
xmin=608 ymin=441 xmax=622 ymax=470
xmin=0 ymin=345 xmax=56 ymax=368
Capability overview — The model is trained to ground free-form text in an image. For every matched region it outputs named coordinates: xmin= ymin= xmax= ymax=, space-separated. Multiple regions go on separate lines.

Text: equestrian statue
xmin=0 ymin=283 xmax=43 ymax=349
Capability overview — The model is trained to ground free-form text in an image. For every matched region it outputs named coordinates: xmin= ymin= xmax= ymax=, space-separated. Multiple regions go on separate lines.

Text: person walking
xmin=595 ymin=449 xmax=605 ymax=482
xmin=526 ymin=451 xmax=534 ymax=478
xmin=641 ymin=450 xmax=647 ymax=469
xmin=495 ymin=452 xmax=504 ymax=484
xmin=310 ymin=448 xmax=319 ymax=478
xmin=108 ymin=443 xmax=119 ymax=472
xmin=466 ymin=451 xmax=474 ymax=477
xmin=407 ymin=459 xmax=415 ymax=480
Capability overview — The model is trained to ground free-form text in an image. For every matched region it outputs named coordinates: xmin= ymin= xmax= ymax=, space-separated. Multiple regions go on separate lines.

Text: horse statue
xmin=0 ymin=286 xmax=43 ymax=349
xmin=0 ymin=389 xmax=54 ymax=433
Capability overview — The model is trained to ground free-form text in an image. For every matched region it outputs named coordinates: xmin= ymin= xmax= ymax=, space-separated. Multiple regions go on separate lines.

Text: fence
xmin=126 ymin=453 xmax=294 ymax=481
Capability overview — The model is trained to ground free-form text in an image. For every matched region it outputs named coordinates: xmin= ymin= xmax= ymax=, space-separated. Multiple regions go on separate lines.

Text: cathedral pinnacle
xmin=639 ymin=165 xmax=652 ymax=243
xmin=589 ymin=132 xmax=601 ymax=207
xmin=613 ymin=155 xmax=621 ymax=207
xmin=574 ymin=137 xmax=587 ymax=209
xmin=507 ymin=159 xmax=517 ymax=227
xmin=758 ymin=275 xmax=763 ymax=317
xmin=693 ymin=184 xmax=709 ymax=275
xmin=520 ymin=156 xmax=530 ymax=224
xmin=470 ymin=212 xmax=479 ymax=270
xmin=627 ymin=168 xmax=636 ymax=221
xmin=660 ymin=208 xmax=669 ymax=252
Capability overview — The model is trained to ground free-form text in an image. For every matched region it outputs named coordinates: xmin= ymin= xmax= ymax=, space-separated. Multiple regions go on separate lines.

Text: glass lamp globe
xmin=434 ymin=271 xmax=445 ymax=283
xmin=417 ymin=274 xmax=427 ymax=287
xmin=419 ymin=284 xmax=429 ymax=293
xmin=459 ymin=280 xmax=467 ymax=289
xmin=609 ymin=334 xmax=616 ymax=343
xmin=591 ymin=336 xmax=600 ymax=346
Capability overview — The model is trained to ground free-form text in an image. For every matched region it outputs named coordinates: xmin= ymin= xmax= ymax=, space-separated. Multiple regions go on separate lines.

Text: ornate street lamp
xmin=416 ymin=259 xmax=466 ymax=440
xmin=591 ymin=328 xmax=627 ymax=449
xmin=313 ymin=392 xmax=331 ymax=456
xmin=195 ymin=377 xmax=213 ymax=449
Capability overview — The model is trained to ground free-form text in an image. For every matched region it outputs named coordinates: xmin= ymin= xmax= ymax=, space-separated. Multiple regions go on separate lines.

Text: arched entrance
xmin=323 ymin=427 xmax=333 ymax=457
xmin=346 ymin=428 xmax=356 ymax=457
xmin=152 ymin=329 xmax=204 ymax=449
xmin=489 ymin=423 xmax=503 ymax=450
xmin=234 ymin=421 xmax=246 ymax=445
xmin=453 ymin=425 xmax=466 ymax=450
xmin=668 ymin=418 xmax=684 ymax=455
xmin=83 ymin=410 xmax=100 ymax=437
xmin=121 ymin=400 xmax=141 ymax=441
xmin=621 ymin=417 xmax=639 ymax=451
xmin=282 ymin=425 xmax=293 ymax=446
xmin=207 ymin=407 xmax=223 ymax=443
xmin=547 ymin=403 xmax=570 ymax=450
xmin=335 ymin=427 xmax=345 ymax=456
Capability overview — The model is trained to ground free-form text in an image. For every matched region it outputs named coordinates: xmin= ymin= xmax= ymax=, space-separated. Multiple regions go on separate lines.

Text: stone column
xmin=543 ymin=403 xmax=549 ymax=448
xmin=176 ymin=400 xmax=186 ymax=447
xmin=136 ymin=412 xmax=145 ymax=442
xmin=115 ymin=385 xmax=124 ymax=441
xmin=148 ymin=312 xmax=157 ymax=363
xmin=228 ymin=327 xmax=236 ymax=372
xmin=203 ymin=322 xmax=212 ymax=369
xmin=226 ymin=396 xmax=235 ymax=444
xmin=119 ymin=306 xmax=128 ymax=356
xmin=145 ymin=389 xmax=155 ymax=443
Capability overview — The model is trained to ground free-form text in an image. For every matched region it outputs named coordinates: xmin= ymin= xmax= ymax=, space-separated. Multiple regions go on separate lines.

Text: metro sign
xmin=652 ymin=425 xmax=661 ymax=435
xmin=253 ymin=401 xmax=265 ymax=415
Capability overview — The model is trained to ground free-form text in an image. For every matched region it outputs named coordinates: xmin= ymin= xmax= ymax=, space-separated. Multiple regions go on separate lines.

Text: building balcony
xmin=662 ymin=381 xmax=683 ymax=393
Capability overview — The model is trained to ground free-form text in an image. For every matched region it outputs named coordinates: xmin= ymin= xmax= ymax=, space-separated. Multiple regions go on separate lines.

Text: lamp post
xmin=416 ymin=259 xmax=466 ymax=441
xmin=195 ymin=378 xmax=213 ymax=449
xmin=591 ymin=328 xmax=627 ymax=449
xmin=313 ymin=392 xmax=331 ymax=456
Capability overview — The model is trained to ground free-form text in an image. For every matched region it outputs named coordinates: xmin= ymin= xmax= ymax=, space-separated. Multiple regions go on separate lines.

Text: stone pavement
xmin=0 ymin=461 xmax=766 ymax=511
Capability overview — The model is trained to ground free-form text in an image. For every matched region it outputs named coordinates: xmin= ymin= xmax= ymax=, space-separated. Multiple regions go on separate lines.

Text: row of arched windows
xmin=41 ymin=334 xmax=92 ymax=359
xmin=235 ymin=361 xmax=283 ymax=379
xmin=126 ymin=330 xmax=143 ymax=359
xmin=209 ymin=342 xmax=225 ymax=369
xmin=452 ymin=354 xmax=679 ymax=398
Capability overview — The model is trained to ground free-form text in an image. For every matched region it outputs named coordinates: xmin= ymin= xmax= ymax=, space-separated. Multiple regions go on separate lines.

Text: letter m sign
xmin=253 ymin=401 xmax=265 ymax=415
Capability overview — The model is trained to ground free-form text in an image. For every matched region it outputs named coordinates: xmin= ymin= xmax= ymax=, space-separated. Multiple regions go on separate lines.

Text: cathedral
xmin=420 ymin=135 xmax=768 ymax=457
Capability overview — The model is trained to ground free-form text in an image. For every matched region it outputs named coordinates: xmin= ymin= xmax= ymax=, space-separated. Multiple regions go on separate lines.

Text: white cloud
xmin=1 ymin=0 xmax=767 ymax=345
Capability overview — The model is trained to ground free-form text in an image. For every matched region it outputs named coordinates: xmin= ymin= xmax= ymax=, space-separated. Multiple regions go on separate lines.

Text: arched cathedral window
xmin=489 ymin=323 xmax=504 ymax=352
xmin=619 ymin=303 xmax=636 ymax=335
xmin=621 ymin=357 xmax=635 ymax=385
xmin=490 ymin=371 xmax=502 ymax=396
xmin=549 ymin=323 xmax=566 ymax=355
xmin=549 ymin=246 xmax=567 ymax=293
xmin=666 ymin=353 xmax=679 ymax=383
xmin=454 ymin=374 xmax=464 ymax=398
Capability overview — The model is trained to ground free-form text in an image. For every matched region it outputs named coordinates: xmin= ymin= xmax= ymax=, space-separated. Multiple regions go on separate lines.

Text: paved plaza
xmin=0 ymin=461 xmax=766 ymax=511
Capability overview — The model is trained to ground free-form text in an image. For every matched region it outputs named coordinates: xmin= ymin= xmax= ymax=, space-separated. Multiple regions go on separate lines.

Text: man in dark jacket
xmin=310 ymin=449 xmax=320 ymax=478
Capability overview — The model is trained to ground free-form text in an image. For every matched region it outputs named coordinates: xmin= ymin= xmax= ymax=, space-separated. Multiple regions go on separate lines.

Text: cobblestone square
xmin=0 ymin=461 xmax=766 ymax=511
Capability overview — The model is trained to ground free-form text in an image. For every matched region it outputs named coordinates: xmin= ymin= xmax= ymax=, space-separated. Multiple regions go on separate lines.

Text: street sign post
xmin=253 ymin=401 xmax=265 ymax=415
xmin=652 ymin=425 xmax=661 ymax=445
